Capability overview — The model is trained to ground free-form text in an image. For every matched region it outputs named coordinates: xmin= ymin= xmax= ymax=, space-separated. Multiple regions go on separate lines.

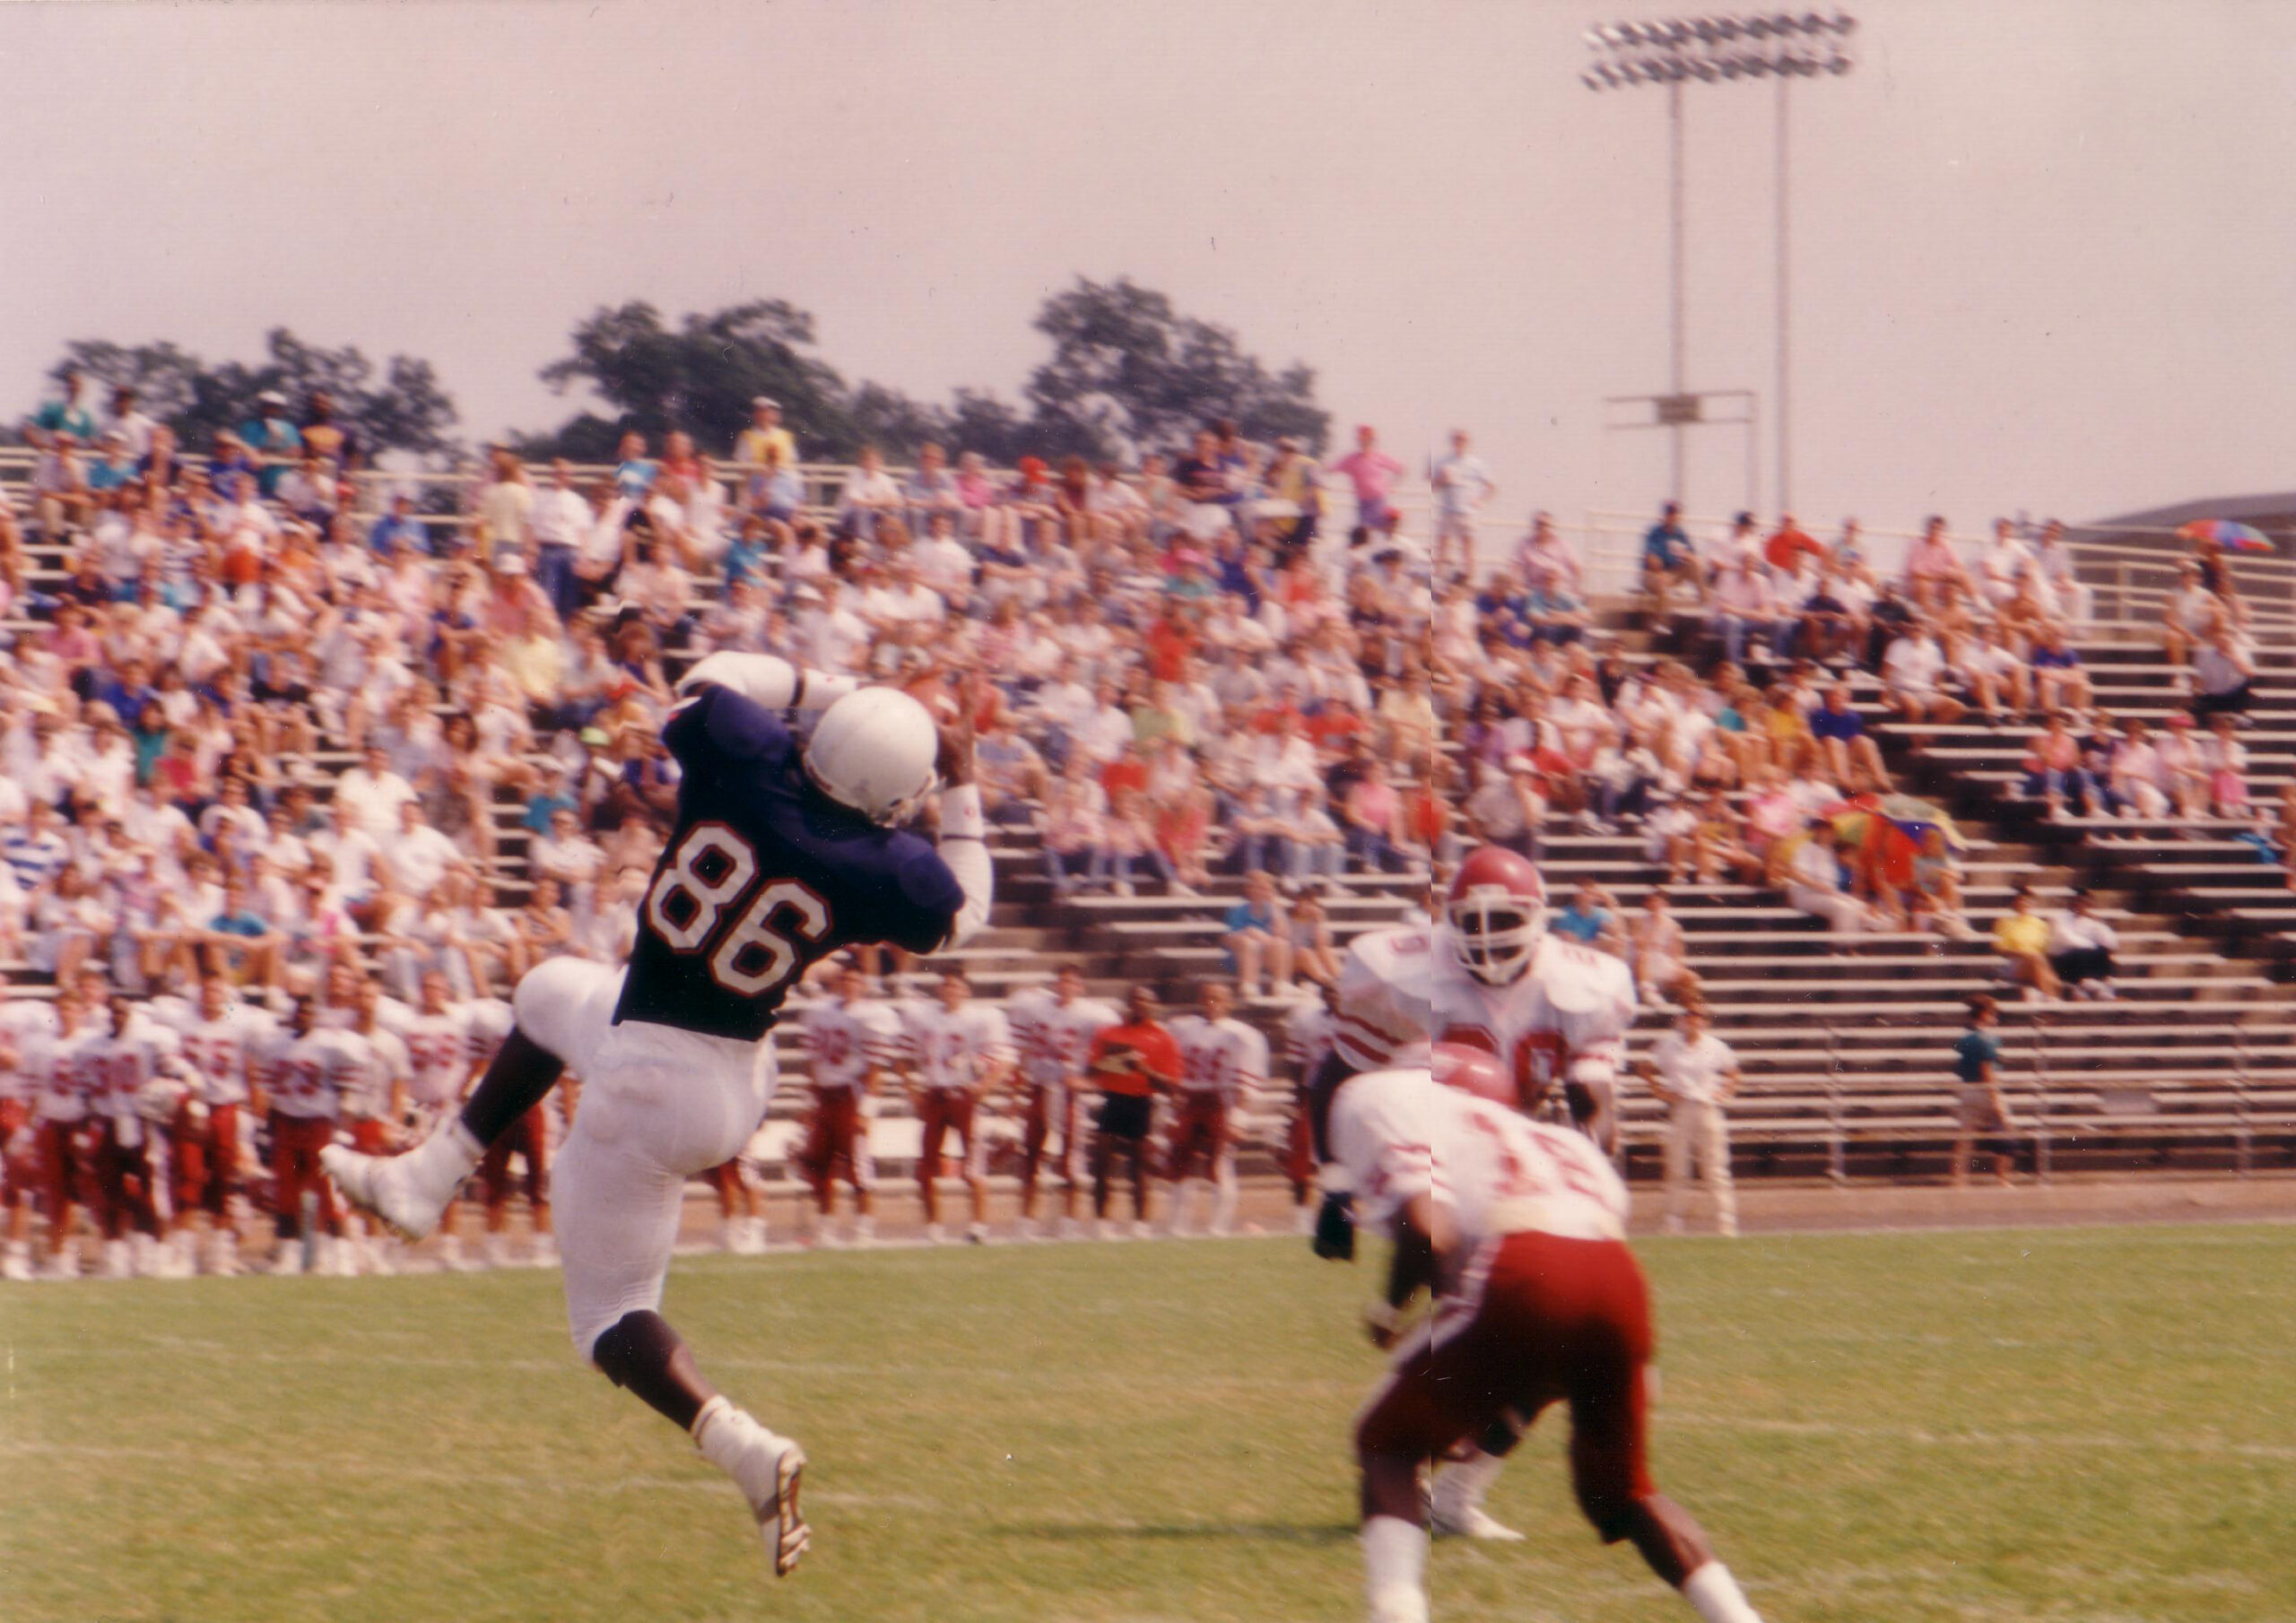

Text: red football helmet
xmin=1445 ymin=845 xmax=1549 ymax=986
xmin=1432 ymin=1041 xmax=1514 ymax=1108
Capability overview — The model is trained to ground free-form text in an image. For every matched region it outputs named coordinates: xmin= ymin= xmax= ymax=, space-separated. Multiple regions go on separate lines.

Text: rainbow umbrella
xmin=1822 ymin=794 xmax=1968 ymax=890
xmin=2178 ymin=518 xmax=2276 ymax=554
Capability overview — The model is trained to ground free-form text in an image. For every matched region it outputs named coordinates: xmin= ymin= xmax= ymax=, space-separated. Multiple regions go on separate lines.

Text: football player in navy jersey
xmin=325 ymin=653 xmax=991 ymax=1579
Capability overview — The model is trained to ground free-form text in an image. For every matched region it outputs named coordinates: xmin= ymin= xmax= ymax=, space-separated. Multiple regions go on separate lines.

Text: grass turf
xmin=4 ymin=1223 xmax=2294 ymax=1622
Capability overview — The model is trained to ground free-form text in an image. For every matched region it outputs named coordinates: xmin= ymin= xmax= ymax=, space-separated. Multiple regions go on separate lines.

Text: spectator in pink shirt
xmin=1328 ymin=424 xmax=1405 ymax=532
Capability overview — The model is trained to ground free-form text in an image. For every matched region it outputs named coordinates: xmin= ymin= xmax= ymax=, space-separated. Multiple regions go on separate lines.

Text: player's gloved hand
xmin=1311 ymin=1189 xmax=1356 ymax=1262
xmin=1361 ymin=1298 xmax=1404 ymax=1350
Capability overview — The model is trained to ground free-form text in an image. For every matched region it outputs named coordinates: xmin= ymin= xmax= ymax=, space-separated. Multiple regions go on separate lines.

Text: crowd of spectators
xmin=1 ymin=360 xmax=2286 ymax=1271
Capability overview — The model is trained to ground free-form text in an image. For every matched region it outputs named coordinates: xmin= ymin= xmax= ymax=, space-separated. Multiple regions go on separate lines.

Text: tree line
xmin=24 ymin=278 xmax=1330 ymax=470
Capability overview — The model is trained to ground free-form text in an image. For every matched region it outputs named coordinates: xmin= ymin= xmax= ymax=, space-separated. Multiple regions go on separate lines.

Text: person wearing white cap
xmin=735 ymin=395 xmax=796 ymax=477
xmin=239 ymin=391 xmax=303 ymax=498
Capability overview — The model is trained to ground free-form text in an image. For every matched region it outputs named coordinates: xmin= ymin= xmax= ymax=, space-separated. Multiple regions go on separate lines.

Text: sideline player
xmin=1085 ymin=984 xmax=1180 ymax=1238
xmin=796 ymin=961 xmax=899 ymax=1246
xmin=324 ymin=652 xmax=991 ymax=1578
xmin=1282 ymin=981 xmax=1342 ymax=1233
xmin=898 ymin=971 xmax=1011 ymax=1245
xmin=1329 ymin=1046 xmax=1767 ymax=1623
xmin=1004 ymin=965 xmax=1118 ymax=1239
xmin=1161 ymin=981 xmax=1267 ymax=1237
xmin=167 ymin=974 xmax=274 ymax=1276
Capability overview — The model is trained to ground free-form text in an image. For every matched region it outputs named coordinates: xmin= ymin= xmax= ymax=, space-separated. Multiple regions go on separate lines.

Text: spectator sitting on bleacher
xmin=2204 ymin=713 xmax=2250 ymax=820
xmin=1550 ymin=877 xmax=1623 ymax=955
xmin=2048 ymin=889 xmax=2118 ymax=1001
xmin=2190 ymin=625 xmax=2258 ymax=719
xmin=1881 ymin=618 xmax=1965 ymax=725
xmin=1951 ymin=621 xmax=2031 ymax=725
xmin=2106 ymin=717 xmax=2170 ymax=820
xmin=1708 ymin=556 xmax=1776 ymax=668
xmin=2023 ymin=623 xmax=2091 ymax=718
xmin=1991 ymin=883 xmax=2061 ymax=1002
xmin=1639 ymin=499 xmax=1703 ymax=610
xmin=1902 ymin=516 xmax=1972 ymax=614
xmin=1222 ymin=869 xmax=1292 ymax=998
xmin=2021 ymin=711 xmax=2101 ymax=820
xmin=2155 ymin=713 xmax=2210 ymax=821
xmin=1770 ymin=817 xmax=1879 ymax=944
xmin=1809 ymin=681 xmax=1890 ymax=792
xmin=1628 ymin=887 xmax=1700 ymax=1008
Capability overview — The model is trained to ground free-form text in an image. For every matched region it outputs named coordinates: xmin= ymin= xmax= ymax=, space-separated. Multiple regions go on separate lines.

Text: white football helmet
xmin=803 ymin=687 xmax=941 ymax=825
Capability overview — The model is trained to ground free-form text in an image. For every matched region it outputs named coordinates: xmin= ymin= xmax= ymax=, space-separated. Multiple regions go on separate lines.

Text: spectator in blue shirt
xmin=1951 ymin=994 xmax=2014 ymax=1187
xmin=237 ymin=391 xmax=303 ymax=496
xmin=613 ymin=430 xmax=657 ymax=502
xmin=1640 ymin=499 xmax=1704 ymax=609
xmin=1550 ymin=878 xmax=1622 ymax=951
xmin=29 ymin=369 xmax=97 ymax=444
xmin=1809 ymin=682 xmax=1890 ymax=789
xmin=368 ymin=492 xmax=429 ymax=557
xmin=1221 ymin=868 xmax=1293 ymax=999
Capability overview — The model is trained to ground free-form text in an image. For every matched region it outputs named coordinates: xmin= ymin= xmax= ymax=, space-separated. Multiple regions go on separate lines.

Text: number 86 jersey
xmin=615 ymin=684 xmax=969 ymax=1043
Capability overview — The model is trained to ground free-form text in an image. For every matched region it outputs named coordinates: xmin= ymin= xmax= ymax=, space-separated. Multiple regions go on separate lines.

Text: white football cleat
xmin=692 ymin=1399 xmax=810 ymax=1577
xmin=924 ymin=1222 xmax=946 ymax=1245
xmin=103 ymin=1239 xmax=134 ymax=1279
xmin=270 ymin=1244 xmax=304 ymax=1277
xmin=322 ymin=1127 xmax=474 ymax=1241
xmin=2 ymin=1243 xmax=32 ymax=1282
xmin=1428 ymin=1504 xmax=1526 ymax=1542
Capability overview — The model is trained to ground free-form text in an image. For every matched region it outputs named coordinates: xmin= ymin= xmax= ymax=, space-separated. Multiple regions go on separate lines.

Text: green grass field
xmin=5 ymin=1223 xmax=2295 ymax=1623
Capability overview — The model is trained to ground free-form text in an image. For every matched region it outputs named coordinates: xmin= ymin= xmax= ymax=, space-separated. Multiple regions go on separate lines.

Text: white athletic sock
xmin=1429 ymin=1448 xmax=1507 ymax=1523
xmin=1211 ymin=1166 xmax=1238 ymax=1233
xmin=1682 ymin=1561 xmax=1763 ymax=1623
xmin=1361 ymin=1516 xmax=1431 ymax=1623
xmin=1170 ymin=1180 xmax=1199 ymax=1234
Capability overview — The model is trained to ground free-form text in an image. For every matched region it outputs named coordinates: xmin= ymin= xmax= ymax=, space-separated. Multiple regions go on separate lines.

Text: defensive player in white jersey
xmin=1329 ymin=846 xmax=1635 ymax=1141
xmin=1161 ymin=981 xmax=1269 ymax=1237
xmin=325 ymin=652 xmax=991 ymax=1579
xmin=162 ymin=975 xmax=274 ymax=1275
xmin=796 ymin=963 xmax=900 ymax=1245
xmin=1004 ymin=964 xmax=1119 ymax=1239
xmin=1330 ymin=1046 xmax=1767 ymax=1623
xmin=899 ymin=971 xmax=1013 ymax=1244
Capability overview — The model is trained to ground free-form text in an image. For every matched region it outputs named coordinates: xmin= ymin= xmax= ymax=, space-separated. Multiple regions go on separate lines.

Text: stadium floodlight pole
xmin=1583 ymin=12 xmax=1858 ymax=512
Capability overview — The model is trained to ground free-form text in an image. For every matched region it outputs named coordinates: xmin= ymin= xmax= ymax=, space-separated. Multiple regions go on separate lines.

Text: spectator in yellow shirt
xmin=1990 ymin=884 xmax=2061 ymax=1002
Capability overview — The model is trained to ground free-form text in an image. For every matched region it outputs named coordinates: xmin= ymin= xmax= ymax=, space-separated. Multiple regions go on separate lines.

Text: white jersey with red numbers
xmin=1328 ymin=1068 xmax=1628 ymax=1244
xmin=900 ymin=1002 xmax=1013 ymax=1090
xmin=339 ymin=1027 xmax=413 ymax=1121
xmin=175 ymin=1007 xmax=276 ymax=1109
xmin=1012 ymin=994 xmax=1121 ymax=1089
xmin=1431 ymin=930 xmax=1637 ymax=1103
xmin=91 ymin=1017 xmax=185 ymax=1124
xmin=400 ymin=1010 xmax=478 ymax=1114
xmin=800 ymin=998 xmax=901 ymax=1091
xmin=1284 ymin=998 xmax=1340 ymax=1083
xmin=1166 ymin=1014 xmax=1270 ymax=1103
xmin=26 ymin=1028 xmax=101 ymax=1124
xmin=268 ymin=1028 xmax=375 ymax=1120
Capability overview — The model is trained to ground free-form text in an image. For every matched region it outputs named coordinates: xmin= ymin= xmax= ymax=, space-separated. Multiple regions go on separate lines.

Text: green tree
xmin=47 ymin=328 xmax=458 ymax=462
xmin=528 ymin=299 xmax=858 ymax=461
xmin=1023 ymin=277 xmax=1330 ymax=462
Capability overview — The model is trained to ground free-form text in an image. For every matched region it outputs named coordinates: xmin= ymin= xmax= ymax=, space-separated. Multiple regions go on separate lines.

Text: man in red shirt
xmin=1085 ymin=984 xmax=1181 ymax=1238
xmin=1763 ymin=513 xmax=1827 ymax=574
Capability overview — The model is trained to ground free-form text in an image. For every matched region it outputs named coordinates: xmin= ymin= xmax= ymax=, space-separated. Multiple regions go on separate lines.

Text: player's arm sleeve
xmin=675 ymin=652 xmax=859 ymax=712
xmin=926 ymin=784 xmax=994 ymax=950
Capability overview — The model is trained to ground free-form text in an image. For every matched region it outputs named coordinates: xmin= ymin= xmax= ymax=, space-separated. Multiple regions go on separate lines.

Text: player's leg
xmin=1018 ymin=1087 xmax=1049 ymax=1229
xmin=954 ymin=1090 xmax=988 ymax=1242
xmin=1699 ymin=1102 xmax=1738 ymax=1237
xmin=1562 ymin=1245 xmax=1764 ymax=1622
xmin=844 ymin=1096 xmax=875 ymax=1245
xmin=1663 ymin=1104 xmax=1693 ymax=1235
xmin=323 ymin=959 xmax=606 ymax=1238
xmin=1208 ymin=1105 xmax=1239 ymax=1236
xmin=1162 ymin=1102 xmax=1202 ymax=1235
xmin=916 ymin=1089 xmax=947 ymax=1240
xmin=480 ymin=1134 xmax=517 ymax=1265
xmin=558 ymin=1055 xmax=808 ymax=1577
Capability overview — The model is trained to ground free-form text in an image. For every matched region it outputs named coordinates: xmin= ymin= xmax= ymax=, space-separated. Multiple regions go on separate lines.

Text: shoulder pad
xmin=699 ymin=689 xmax=791 ymax=762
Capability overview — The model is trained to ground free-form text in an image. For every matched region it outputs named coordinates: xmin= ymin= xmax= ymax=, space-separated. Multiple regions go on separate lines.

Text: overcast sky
xmin=3 ymin=0 xmax=2291 ymax=545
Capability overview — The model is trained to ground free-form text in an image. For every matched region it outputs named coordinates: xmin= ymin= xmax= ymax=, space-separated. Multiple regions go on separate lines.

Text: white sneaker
xmin=1098 ymin=1218 xmax=1125 ymax=1241
xmin=1057 ymin=1217 xmax=1083 ymax=1241
xmin=438 ymin=1234 xmax=478 ymax=1272
xmin=103 ymin=1239 xmax=133 ymax=1279
xmin=1428 ymin=1505 xmax=1526 ymax=1542
xmin=851 ymin=1217 xmax=875 ymax=1248
xmin=322 ymin=1124 xmax=476 ymax=1241
xmin=691 ymin=1399 xmax=810 ymax=1577
xmin=129 ymin=1233 xmax=162 ymax=1277
xmin=924 ymin=1222 xmax=946 ymax=1245
xmin=744 ymin=1217 xmax=770 ymax=1254
xmin=1132 ymin=1219 xmax=1154 ymax=1240
xmin=483 ymin=1233 xmax=511 ymax=1269
xmin=966 ymin=1222 xmax=989 ymax=1245
xmin=2 ymin=1243 xmax=32 ymax=1281
xmin=41 ymin=1247 xmax=80 ymax=1281
xmin=271 ymin=1244 xmax=305 ymax=1277
xmin=1013 ymin=1217 xmax=1039 ymax=1242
